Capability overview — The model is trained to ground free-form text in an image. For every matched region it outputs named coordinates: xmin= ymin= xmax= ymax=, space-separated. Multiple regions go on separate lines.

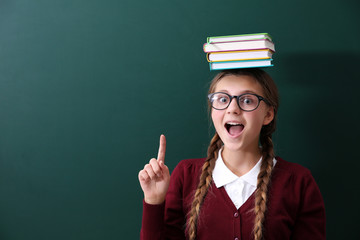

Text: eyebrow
xmin=216 ymin=90 xmax=259 ymax=95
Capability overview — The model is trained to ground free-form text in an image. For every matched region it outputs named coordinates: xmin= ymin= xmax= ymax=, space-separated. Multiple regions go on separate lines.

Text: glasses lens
xmin=211 ymin=93 xmax=230 ymax=109
xmin=239 ymin=94 xmax=259 ymax=111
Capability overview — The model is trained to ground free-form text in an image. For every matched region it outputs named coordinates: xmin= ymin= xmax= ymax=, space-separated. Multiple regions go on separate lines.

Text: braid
xmin=253 ymin=128 xmax=275 ymax=240
xmin=187 ymin=133 xmax=222 ymax=240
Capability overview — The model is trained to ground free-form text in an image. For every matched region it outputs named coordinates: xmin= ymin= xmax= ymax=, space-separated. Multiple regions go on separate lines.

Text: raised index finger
xmin=157 ymin=134 xmax=166 ymax=163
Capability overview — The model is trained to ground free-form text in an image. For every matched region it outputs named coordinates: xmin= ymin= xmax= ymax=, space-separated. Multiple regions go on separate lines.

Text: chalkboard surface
xmin=0 ymin=0 xmax=359 ymax=239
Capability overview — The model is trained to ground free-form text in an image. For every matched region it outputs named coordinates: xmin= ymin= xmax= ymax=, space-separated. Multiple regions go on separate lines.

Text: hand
xmin=138 ymin=135 xmax=170 ymax=205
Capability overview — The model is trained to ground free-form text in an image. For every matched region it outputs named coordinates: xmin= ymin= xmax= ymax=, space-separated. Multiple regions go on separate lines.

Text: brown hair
xmin=187 ymin=68 xmax=279 ymax=240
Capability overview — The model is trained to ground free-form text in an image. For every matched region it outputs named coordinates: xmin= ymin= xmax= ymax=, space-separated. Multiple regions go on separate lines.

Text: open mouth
xmin=225 ymin=122 xmax=244 ymax=136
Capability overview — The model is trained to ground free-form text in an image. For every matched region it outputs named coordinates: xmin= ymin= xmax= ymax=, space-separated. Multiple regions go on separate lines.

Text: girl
xmin=138 ymin=68 xmax=326 ymax=240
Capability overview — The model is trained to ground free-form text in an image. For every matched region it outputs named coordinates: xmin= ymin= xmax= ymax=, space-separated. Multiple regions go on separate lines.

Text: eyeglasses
xmin=208 ymin=92 xmax=269 ymax=111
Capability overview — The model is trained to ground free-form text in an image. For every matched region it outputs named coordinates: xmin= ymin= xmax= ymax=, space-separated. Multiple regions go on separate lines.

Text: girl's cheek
xmin=211 ymin=110 xmax=222 ymax=124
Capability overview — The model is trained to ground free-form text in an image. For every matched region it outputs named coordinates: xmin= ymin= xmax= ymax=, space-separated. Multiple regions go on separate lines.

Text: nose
xmin=227 ymin=96 xmax=241 ymax=114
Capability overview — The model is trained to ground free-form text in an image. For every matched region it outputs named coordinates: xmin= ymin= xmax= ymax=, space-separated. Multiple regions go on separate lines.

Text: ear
xmin=263 ymin=106 xmax=275 ymax=126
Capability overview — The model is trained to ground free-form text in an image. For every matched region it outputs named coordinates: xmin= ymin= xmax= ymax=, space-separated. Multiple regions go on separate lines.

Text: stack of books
xmin=203 ymin=33 xmax=275 ymax=70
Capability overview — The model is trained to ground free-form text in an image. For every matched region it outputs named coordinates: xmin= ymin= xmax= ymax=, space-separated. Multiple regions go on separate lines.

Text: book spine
xmin=206 ymin=53 xmax=211 ymax=62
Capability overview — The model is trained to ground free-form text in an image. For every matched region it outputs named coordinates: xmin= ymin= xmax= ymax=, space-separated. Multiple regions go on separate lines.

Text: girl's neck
xmin=221 ymin=146 xmax=262 ymax=177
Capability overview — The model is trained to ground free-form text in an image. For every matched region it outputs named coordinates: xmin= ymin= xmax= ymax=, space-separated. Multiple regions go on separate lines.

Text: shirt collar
xmin=212 ymin=148 xmax=262 ymax=188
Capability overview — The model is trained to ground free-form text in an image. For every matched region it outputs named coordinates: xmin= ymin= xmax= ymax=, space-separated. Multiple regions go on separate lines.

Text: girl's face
xmin=211 ymin=74 xmax=274 ymax=153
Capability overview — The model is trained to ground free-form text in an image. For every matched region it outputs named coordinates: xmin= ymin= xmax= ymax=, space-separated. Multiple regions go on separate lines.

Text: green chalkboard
xmin=0 ymin=0 xmax=359 ymax=239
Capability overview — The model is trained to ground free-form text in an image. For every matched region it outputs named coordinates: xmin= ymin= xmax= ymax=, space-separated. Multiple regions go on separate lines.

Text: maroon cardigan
xmin=141 ymin=157 xmax=326 ymax=240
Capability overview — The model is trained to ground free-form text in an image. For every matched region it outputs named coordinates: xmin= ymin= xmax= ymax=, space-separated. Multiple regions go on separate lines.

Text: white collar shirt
xmin=212 ymin=148 xmax=276 ymax=209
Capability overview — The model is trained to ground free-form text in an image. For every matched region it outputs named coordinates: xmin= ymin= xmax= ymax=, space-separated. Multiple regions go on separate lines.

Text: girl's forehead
xmin=214 ymin=75 xmax=264 ymax=94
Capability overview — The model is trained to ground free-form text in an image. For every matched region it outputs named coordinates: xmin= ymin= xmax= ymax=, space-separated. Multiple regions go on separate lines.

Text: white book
xmin=204 ymin=39 xmax=275 ymax=53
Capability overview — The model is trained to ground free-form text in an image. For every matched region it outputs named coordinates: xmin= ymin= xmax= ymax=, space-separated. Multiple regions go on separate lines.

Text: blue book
xmin=209 ymin=59 xmax=273 ymax=71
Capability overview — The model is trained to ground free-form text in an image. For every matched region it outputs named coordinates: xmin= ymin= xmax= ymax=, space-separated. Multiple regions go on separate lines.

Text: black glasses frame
xmin=208 ymin=92 xmax=269 ymax=111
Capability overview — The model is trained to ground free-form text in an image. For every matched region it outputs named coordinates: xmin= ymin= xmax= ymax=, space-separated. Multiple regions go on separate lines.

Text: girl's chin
xmin=222 ymin=142 xmax=244 ymax=152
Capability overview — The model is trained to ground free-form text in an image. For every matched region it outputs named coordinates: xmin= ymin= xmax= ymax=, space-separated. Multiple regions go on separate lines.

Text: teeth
xmin=227 ymin=122 xmax=241 ymax=126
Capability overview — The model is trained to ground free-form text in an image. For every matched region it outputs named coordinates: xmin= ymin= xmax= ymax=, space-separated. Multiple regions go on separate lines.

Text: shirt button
xmin=234 ymin=238 xmax=239 ymax=240
xmin=234 ymin=212 xmax=239 ymax=218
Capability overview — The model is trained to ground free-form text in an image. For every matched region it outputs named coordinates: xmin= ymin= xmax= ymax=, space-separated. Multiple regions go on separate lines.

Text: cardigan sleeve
xmin=291 ymin=171 xmax=326 ymax=240
xmin=140 ymin=201 xmax=165 ymax=240
xmin=163 ymin=160 xmax=188 ymax=239
xmin=140 ymin=160 xmax=190 ymax=240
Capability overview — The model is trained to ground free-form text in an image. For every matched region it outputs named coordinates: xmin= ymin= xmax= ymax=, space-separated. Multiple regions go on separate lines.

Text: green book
xmin=207 ymin=33 xmax=272 ymax=43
